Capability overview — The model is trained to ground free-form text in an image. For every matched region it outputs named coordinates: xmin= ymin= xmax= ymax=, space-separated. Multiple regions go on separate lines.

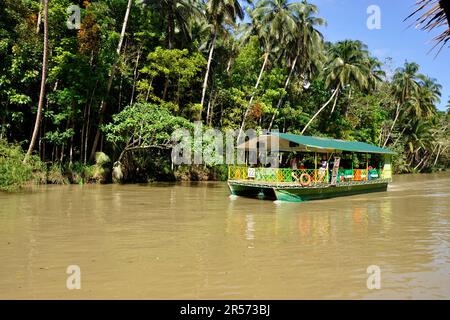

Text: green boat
xmin=228 ymin=132 xmax=396 ymax=202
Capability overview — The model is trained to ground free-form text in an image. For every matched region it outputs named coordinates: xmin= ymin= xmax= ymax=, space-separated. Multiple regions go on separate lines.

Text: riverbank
xmin=1 ymin=139 xmax=229 ymax=191
xmin=1 ymin=139 xmax=448 ymax=192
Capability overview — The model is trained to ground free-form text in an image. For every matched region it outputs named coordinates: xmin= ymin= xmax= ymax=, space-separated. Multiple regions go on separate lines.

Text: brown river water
xmin=1 ymin=173 xmax=449 ymax=299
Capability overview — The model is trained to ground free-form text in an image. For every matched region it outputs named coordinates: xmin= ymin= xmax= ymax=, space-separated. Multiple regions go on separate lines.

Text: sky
xmin=309 ymin=0 xmax=450 ymax=111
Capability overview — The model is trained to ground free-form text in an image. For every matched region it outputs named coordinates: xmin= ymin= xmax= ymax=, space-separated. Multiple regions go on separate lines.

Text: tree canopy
xmin=0 ymin=0 xmax=448 ymax=185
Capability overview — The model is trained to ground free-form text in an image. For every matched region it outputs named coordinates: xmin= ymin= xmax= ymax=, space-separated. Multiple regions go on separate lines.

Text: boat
xmin=227 ymin=132 xmax=396 ymax=202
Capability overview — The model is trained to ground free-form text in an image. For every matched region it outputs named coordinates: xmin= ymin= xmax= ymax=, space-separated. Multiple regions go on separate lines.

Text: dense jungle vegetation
xmin=0 ymin=0 xmax=449 ymax=190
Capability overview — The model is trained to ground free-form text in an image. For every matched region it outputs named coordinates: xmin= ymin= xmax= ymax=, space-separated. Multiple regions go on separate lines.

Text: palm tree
xmin=24 ymin=0 xmax=48 ymax=162
xmin=393 ymin=76 xmax=440 ymax=150
xmin=367 ymin=57 xmax=386 ymax=91
xmin=403 ymin=119 xmax=433 ymax=171
xmin=413 ymin=75 xmax=441 ymax=118
xmin=408 ymin=0 xmax=450 ymax=53
xmin=301 ymin=40 xmax=371 ymax=134
xmin=382 ymin=62 xmax=422 ymax=147
xmin=238 ymin=0 xmax=304 ymax=138
xmin=429 ymin=113 xmax=449 ymax=168
xmin=200 ymin=0 xmax=244 ymax=112
xmin=147 ymin=0 xmax=204 ymax=49
xmin=268 ymin=1 xmax=325 ymax=130
xmin=447 ymin=97 xmax=450 ymax=113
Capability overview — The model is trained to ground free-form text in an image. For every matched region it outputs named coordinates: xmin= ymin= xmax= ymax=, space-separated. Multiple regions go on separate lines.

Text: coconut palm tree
xmin=200 ymin=0 xmax=244 ymax=112
xmin=429 ymin=113 xmax=450 ymax=169
xmin=147 ymin=0 xmax=204 ymax=49
xmin=403 ymin=118 xmax=434 ymax=171
xmin=408 ymin=0 xmax=450 ymax=53
xmin=414 ymin=75 xmax=441 ymax=118
xmin=382 ymin=62 xmax=422 ymax=147
xmin=301 ymin=40 xmax=371 ymax=134
xmin=24 ymin=0 xmax=48 ymax=162
xmin=238 ymin=0 xmax=305 ymax=138
xmin=367 ymin=57 xmax=386 ymax=90
xmin=394 ymin=76 xmax=440 ymax=149
xmin=268 ymin=1 xmax=325 ymax=130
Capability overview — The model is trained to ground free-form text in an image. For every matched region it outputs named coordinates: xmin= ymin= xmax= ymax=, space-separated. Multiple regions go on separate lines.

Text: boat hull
xmin=228 ymin=180 xmax=388 ymax=202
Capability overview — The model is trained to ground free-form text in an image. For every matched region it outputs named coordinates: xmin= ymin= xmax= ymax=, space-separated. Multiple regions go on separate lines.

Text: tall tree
xmin=200 ymin=0 xmax=244 ymax=112
xmin=416 ymin=75 xmax=442 ymax=118
xmin=89 ymin=0 xmax=133 ymax=161
xmin=24 ymin=0 xmax=48 ymax=163
xmin=268 ymin=1 xmax=325 ymax=130
xmin=238 ymin=0 xmax=302 ymax=138
xmin=148 ymin=0 xmax=203 ymax=49
xmin=382 ymin=62 xmax=422 ymax=147
xmin=301 ymin=40 xmax=371 ymax=134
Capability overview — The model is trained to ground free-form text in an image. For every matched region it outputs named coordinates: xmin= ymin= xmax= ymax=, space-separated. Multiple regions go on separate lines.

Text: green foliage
xmin=46 ymin=164 xmax=70 ymax=185
xmin=103 ymin=102 xmax=193 ymax=153
xmin=138 ymin=46 xmax=206 ymax=117
xmin=0 ymin=139 xmax=44 ymax=191
xmin=0 ymin=0 xmax=448 ymax=187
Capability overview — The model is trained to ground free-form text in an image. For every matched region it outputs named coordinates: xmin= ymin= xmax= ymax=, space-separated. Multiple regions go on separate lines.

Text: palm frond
xmin=407 ymin=0 xmax=450 ymax=54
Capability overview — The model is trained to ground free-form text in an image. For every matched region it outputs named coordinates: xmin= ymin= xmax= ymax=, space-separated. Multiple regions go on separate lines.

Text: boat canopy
xmin=237 ymin=132 xmax=396 ymax=155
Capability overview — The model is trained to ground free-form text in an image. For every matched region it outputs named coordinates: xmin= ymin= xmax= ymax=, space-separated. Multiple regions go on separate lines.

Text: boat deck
xmin=228 ymin=178 xmax=391 ymax=190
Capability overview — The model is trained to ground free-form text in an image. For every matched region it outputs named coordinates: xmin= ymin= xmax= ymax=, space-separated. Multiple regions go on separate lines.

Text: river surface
xmin=0 ymin=173 xmax=449 ymax=299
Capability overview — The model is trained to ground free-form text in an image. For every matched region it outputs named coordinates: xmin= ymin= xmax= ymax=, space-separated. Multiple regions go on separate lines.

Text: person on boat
xmin=290 ymin=156 xmax=299 ymax=170
xmin=318 ymin=156 xmax=328 ymax=182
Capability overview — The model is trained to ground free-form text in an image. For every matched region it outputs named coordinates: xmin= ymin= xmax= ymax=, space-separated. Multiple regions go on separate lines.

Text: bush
xmin=66 ymin=157 xmax=110 ymax=184
xmin=0 ymin=139 xmax=45 ymax=191
xmin=46 ymin=164 xmax=69 ymax=185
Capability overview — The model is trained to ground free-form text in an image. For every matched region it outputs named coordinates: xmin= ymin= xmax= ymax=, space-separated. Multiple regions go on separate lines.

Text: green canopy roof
xmin=271 ymin=132 xmax=396 ymax=155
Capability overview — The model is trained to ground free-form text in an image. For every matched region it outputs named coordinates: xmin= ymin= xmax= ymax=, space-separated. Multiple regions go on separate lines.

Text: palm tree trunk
xmin=301 ymin=84 xmax=340 ymax=135
xmin=24 ymin=0 xmax=48 ymax=163
xmin=268 ymin=54 xmax=298 ymax=131
xmin=238 ymin=51 xmax=269 ymax=140
xmin=392 ymin=120 xmax=411 ymax=147
xmin=200 ymin=32 xmax=217 ymax=114
xmin=206 ymin=94 xmax=212 ymax=124
xmin=89 ymin=0 xmax=132 ymax=162
xmin=414 ymin=155 xmax=426 ymax=171
xmin=84 ymin=98 xmax=92 ymax=164
xmin=145 ymin=78 xmax=154 ymax=102
xmin=226 ymin=42 xmax=236 ymax=74
xmin=207 ymin=90 xmax=217 ymax=126
xmin=69 ymin=132 xmax=74 ymax=166
xmin=330 ymin=86 xmax=340 ymax=114
xmin=382 ymin=103 xmax=401 ymax=148
xmin=433 ymin=144 xmax=442 ymax=166
xmin=130 ymin=47 xmax=142 ymax=105
xmin=36 ymin=0 xmax=43 ymax=34
xmin=167 ymin=0 xmax=175 ymax=49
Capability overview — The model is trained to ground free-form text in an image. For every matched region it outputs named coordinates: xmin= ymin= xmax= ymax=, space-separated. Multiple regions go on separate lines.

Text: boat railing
xmin=228 ymin=166 xmax=385 ymax=184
